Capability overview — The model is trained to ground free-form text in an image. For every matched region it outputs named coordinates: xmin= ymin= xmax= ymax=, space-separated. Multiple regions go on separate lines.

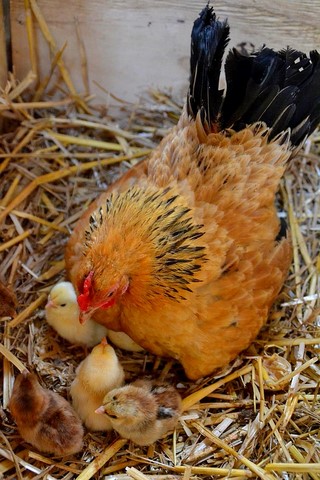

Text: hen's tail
xmin=187 ymin=5 xmax=320 ymax=146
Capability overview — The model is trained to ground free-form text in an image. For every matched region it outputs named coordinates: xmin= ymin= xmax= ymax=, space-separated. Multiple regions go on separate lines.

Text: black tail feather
xmin=187 ymin=5 xmax=230 ymax=126
xmin=222 ymin=47 xmax=320 ymax=144
xmin=222 ymin=48 xmax=284 ymax=128
xmin=188 ymin=6 xmax=320 ymax=146
xmin=257 ymin=86 xmax=298 ymax=129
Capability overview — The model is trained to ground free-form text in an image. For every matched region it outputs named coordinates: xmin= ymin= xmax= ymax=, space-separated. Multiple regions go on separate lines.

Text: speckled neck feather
xmin=83 ymin=185 xmax=208 ymax=303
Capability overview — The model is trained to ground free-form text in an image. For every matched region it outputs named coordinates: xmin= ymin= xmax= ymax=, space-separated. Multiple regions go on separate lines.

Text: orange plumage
xmin=65 ymin=6 xmax=320 ymax=379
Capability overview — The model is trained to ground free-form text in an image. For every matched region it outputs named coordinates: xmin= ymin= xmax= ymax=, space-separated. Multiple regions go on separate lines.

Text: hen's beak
xmin=79 ymin=309 xmax=93 ymax=324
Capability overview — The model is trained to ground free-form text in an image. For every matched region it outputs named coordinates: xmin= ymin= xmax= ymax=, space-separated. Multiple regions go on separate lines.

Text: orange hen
xmin=65 ymin=6 xmax=320 ymax=379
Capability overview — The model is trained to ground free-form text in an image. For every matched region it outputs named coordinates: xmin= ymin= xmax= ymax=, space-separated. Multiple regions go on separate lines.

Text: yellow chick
xmin=95 ymin=379 xmax=182 ymax=445
xmin=45 ymin=281 xmax=108 ymax=347
xmin=70 ymin=337 xmax=125 ymax=431
xmin=108 ymin=330 xmax=144 ymax=352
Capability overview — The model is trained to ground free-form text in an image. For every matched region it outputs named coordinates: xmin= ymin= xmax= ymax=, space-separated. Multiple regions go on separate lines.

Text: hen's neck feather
xmin=83 ymin=185 xmax=208 ymax=307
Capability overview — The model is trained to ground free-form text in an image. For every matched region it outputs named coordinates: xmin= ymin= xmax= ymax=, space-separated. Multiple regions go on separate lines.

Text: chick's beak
xmin=95 ymin=405 xmax=105 ymax=415
xmin=45 ymin=299 xmax=55 ymax=309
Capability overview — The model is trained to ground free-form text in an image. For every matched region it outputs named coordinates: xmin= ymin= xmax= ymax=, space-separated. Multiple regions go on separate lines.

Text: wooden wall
xmin=8 ymin=1 xmax=320 ymax=102
xmin=0 ymin=1 xmax=8 ymax=87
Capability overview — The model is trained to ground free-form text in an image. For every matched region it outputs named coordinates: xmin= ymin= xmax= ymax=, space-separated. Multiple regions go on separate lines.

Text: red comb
xmin=77 ymin=271 xmax=94 ymax=311
xmin=83 ymin=271 xmax=94 ymax=294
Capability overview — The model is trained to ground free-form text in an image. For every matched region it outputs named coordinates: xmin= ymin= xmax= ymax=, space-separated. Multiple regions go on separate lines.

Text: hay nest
xmin=0 ymin=3 xmax=319 ymax=479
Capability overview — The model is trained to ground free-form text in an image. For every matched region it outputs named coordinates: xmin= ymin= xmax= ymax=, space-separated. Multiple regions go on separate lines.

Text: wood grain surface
xmin=9 ymin=0 xmax=320 ymax=101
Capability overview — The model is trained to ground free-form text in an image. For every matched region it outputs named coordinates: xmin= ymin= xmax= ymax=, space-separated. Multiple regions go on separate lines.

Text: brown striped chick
xmin=95 ymin=379 xmax=182 ymax=445
xmin=70 ymin=337 xmax=124 ymax=431
xmin=45 ymin=281 xmax=108 ymax=347
xmin=9 ymin=371 xmax=83 ymax=456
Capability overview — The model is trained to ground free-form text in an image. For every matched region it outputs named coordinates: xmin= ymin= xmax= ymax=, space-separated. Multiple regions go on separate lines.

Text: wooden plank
xmin=0 ymin=0 xmax=8 ymax=87
xmin=10 ymin=0 xmax=320 ymax=102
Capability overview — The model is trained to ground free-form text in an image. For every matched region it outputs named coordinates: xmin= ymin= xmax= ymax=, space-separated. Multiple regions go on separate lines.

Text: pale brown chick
xmin=70 ymin=337 xmax=125 ymax=431
xmin=65 ymin=6 xmax=320 ymax=379
xmin=95 ymin=379 xmax=182 ymax=446
xmin=9 ymin=371 xmax=83 ymax=456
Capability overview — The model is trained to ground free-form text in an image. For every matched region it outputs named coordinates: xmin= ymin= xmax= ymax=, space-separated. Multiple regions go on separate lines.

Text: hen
xmin=65 ymin=6 xmax=320 ymax=379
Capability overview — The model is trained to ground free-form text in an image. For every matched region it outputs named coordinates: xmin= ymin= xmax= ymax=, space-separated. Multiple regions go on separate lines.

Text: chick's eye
xmin=60 ymin=303 xmax=67 ymax=307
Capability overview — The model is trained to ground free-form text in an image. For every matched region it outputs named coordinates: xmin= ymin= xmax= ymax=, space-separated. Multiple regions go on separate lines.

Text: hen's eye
xmin=60 ymin=303 xmax=67 ymax=307
xmin=107 ymin=291 xmax=114 ymax=298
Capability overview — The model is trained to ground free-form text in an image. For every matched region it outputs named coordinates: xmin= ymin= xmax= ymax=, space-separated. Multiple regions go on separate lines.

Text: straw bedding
xmin=0 ymin=2 xmax=319 ymax=479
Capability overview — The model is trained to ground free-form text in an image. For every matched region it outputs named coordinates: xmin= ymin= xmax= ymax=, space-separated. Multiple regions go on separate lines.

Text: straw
xmin=0 ymin=2 xmax=319 ymax=478
xmin=75 ymin=439 xmax=127 ymax=480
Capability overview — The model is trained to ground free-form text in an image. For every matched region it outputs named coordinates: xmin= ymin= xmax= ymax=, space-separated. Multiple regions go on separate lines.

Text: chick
xmin=95 ymin=379 xmax=182 ymax=445
xmin=9 ymin=370 xmax=83 ymax=456
xmin=108 ymin=330 xmax=144 ymax=352
xmin=45 ymin=281 xmax=107 ymax=347
xmin=70 ymin=337 xmax=125 ymax=431
xmin=0 ymin=279 xmax=17 ymax=317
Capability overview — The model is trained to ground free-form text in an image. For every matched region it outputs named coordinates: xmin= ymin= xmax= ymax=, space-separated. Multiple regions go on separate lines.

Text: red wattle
xmin=77 ymin=293 xmax=89 ymax=311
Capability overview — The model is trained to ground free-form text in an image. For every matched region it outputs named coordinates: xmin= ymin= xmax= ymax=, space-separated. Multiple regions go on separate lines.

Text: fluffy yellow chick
xmin=108 ymin=330 xmax=144 ymax=352
xmin=45 ymin=281 xmax=108 ymax=347
xmin=70 ymin=337 xmax=125 ymax=431
xmin=95 ymin=379 xmax=181 ymax=445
